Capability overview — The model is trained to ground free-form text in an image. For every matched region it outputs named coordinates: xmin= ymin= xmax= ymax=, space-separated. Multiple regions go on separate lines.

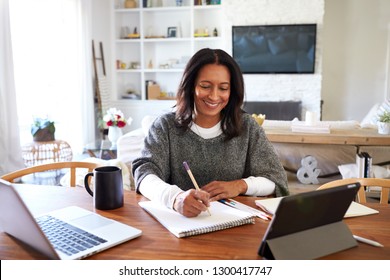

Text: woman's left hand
xmin=201 ymin=180 xmax=247 ymax=201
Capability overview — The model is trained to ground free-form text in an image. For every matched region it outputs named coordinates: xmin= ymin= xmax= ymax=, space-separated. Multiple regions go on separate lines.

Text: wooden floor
xmin=286 ymin=170 xmax=340 ymax=194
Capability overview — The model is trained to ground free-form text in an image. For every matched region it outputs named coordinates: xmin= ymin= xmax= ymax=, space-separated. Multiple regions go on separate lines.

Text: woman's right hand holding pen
xmin=173 ymin=189 xmax=210 ymax=217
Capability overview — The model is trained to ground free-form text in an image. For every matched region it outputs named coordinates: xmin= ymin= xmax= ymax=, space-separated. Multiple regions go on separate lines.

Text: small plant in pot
xmin=31 ymin=117 xmax=56 ymax=141
xmin=377 ymin=111 xmax=390 ymax=135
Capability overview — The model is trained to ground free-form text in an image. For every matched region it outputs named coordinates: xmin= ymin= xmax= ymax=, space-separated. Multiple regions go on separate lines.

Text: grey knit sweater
xmin=132 ymin=112 xmax=289 ymax=197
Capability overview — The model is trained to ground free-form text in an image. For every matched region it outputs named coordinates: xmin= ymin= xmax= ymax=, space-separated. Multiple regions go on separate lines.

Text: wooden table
xmin=264 ymin=127 xmax=390 ymax=182
xmin=264 ymin=128 xmax=390 ymax=147
xmin=1 ymin=184 xmax=389 ymax=260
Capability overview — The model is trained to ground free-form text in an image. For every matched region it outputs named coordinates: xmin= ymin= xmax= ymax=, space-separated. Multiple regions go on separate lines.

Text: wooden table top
xmin=1 ymin=184 xmax=389 ymax=260
xmin=264 ymin=127 xmax=390 ymax=146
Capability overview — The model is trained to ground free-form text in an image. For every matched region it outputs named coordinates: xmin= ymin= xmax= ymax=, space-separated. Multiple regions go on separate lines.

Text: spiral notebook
xmin=139 ymin=201 xmax=255 ymax=238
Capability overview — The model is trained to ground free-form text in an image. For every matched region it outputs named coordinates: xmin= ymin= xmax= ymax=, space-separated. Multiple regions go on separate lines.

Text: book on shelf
xmin=139 ymin=200 xmax=255 ymax=238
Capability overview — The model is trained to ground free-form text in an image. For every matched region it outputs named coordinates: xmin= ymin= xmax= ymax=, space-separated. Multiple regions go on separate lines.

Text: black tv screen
xmin=232 ymin=24 xmax=316 ymax=74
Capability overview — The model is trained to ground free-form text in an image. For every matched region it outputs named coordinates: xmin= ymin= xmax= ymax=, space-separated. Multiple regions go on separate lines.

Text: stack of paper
xmin=291 ymin=122 xmax=331 ymax=134
xmin=255 ymin=197 xmax=378 ymax=218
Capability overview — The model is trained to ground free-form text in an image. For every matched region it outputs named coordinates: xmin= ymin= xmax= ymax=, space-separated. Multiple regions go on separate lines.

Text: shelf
xmin=143 ymin=37 xmax=191 ymax=42
xmin=115 ymin=8 xmax=141 ymax=13
xmin=111 ymin=0 xmax=224 ymax=101
xmin=142 ymin=7 xmax=191 ymax=12
xmin=144 ymin=68 xmax=184 ymax=73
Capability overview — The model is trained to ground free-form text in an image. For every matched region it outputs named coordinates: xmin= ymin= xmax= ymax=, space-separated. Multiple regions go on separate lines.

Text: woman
xmin=132 ymin=48 xmax=288 ymax=217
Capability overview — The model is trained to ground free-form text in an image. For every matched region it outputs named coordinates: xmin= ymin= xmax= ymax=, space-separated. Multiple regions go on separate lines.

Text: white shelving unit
xmin=111 ymin=0 xmax=224 ymax=102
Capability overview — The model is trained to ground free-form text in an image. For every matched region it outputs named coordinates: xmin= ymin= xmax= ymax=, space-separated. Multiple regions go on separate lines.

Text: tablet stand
xmin=259 ymin=221 xmax=357 ymax=260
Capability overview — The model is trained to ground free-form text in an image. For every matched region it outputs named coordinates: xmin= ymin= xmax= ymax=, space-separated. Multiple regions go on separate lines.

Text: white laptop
xmin=0 ymin=179 xmax=142 ymax=260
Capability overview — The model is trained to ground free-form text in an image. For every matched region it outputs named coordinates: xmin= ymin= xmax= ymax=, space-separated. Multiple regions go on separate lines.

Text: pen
xmin=353 ymin=235 xmax=384 ymax=247
xmin=220 ymin=199 xmax=271 ymax=221
xmin=183 ymin=161 xmax=211 ymax=216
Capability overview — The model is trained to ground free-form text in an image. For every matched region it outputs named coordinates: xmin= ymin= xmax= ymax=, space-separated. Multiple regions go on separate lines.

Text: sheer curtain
xmin=8 ymin=0 xmax=94 ymax=167
xmin=0 ymin=0 xmax=24 ymax=175
xmin=0 ymin=0 xmax=94 ymax=175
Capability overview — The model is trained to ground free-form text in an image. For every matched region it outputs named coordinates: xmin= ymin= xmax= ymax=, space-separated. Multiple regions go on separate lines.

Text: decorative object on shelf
xmin=31 ymin=117 xmax=56 ymax=142
xmin=124 ymin=0 xmax=137 ymax=9
xmin=194 ymin=28 xmax=210 ymax=37
xmin=130 ymin=62 xmax=140 ymax=69
xmin=148 ymin=59 xmax=153 ymax=69
xmin=103 ymin=108 xmax=132 ymax=148
xmin=210 ymin=0 xmax=221 ymax=5
xmin=213 ymin=27 xmax=218 ymax=37
xmin=120 ymin=26 xmax=128 ymax=39
xmin=377 ymin=110 xmax=390 ymax=134
xmin=146 ymin=81 xmax=161 ymax=100
xmin=176 ymin=0 xmax=183 ymax=6
xmin=167 ymin=26 xmax=177 ymax=38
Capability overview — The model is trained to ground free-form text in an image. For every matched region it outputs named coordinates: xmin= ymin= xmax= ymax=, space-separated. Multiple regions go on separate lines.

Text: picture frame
xmin=167 ymin=27 xmax=177 ymax=38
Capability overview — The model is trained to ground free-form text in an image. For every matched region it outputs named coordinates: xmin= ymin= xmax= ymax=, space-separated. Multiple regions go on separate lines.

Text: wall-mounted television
xmin=232 ymin=24 xmax=317 ymax=74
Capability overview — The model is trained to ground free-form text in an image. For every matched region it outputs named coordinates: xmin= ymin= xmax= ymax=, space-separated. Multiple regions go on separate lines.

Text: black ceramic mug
xmin=84 ymin=166 xmax=124 ymax=210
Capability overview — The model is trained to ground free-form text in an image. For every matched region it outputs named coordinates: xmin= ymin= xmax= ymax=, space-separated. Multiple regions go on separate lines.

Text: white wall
xmin=322 ymin=0 xmax=390 ymax=121
xmin=92 ymin=0 xmax=390 ymax=129
xmin=223 ymin=0 xmax=324 ymax=119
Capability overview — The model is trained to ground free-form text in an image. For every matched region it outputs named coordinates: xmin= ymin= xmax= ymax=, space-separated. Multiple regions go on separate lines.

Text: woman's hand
xmin=202 ymin=180 xmax=247 ymax=201
xmin=173 ymin=189 xmax=210 ymax=217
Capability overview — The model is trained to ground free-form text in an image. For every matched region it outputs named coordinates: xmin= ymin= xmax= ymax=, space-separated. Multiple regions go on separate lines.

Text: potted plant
xmin=31 ymin=117 xmax=56 ymax=141
xmin=377 ymin=111 xmax=390 ymax=134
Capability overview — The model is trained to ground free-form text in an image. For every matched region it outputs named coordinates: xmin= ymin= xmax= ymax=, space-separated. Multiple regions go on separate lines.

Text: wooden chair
xmin=1 ymin=161 xmax=101 ymax=187
xmin=317 ymin=178 xmax=390 ymax=205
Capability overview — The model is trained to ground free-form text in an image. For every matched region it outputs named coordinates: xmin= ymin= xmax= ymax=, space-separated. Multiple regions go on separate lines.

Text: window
xmin=9 ymin=0 xmax=92 ymax=154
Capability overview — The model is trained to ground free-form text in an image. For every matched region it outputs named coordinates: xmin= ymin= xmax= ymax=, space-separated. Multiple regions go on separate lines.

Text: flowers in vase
xmin=103 ymin=108 xmax=132 ymax=128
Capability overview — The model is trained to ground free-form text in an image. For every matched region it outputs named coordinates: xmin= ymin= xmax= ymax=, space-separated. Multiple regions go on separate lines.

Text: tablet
xmin=258 ymin=183 xmax=360 ymax=259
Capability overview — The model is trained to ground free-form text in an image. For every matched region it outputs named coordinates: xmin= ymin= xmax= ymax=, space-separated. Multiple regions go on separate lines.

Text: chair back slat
xmin=317 ymin=178 xmax=390 ymax=205
xmin=1 ymin=161 xmax=101 ymax=187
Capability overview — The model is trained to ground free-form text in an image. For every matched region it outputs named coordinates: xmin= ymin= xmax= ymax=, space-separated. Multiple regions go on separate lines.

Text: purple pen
xmin=183 ymin=161 xmax=211 ymax=216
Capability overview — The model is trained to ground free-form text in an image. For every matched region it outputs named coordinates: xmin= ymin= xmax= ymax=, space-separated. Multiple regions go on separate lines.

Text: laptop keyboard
xmin=36 ymin=215 xmax=107 ymax=256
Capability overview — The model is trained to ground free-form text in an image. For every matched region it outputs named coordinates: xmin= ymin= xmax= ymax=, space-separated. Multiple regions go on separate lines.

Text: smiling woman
xmin=9 ymin=0 xmax=94 ymax=155
xmin=132 ymin=48 xmax=289 ymax=218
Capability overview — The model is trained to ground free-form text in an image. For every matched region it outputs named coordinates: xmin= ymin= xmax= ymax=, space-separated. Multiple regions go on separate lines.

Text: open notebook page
xmin=139 ymin=200 xmax=255 ymax=238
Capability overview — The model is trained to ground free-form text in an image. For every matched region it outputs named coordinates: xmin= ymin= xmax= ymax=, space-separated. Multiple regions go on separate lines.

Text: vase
xmin=377 ymin=122 xmax=390 ymax=135
xmin=107 ymin=126 xmax=123 ymax=149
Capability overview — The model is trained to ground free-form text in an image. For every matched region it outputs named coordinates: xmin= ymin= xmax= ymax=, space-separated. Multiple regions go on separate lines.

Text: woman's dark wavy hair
xmin=175 ymin=48 xmax=245 ymax=140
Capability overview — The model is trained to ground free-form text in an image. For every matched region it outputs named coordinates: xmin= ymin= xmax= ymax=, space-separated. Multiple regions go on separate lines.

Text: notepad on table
xmin=139 ymin=201 xmax=255 ymax=238
xmin=255 ymin=197 xmax=378 ymax=218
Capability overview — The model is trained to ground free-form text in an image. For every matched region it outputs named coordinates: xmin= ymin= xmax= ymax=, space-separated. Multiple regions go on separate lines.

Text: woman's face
xmin=194 ymin=63 xmax=231 ymax=127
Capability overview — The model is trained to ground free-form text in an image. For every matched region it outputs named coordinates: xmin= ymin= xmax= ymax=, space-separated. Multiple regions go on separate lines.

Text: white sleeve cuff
xmin=138 ymin=174 xmax=183 ymax=209
xmin=243 ymin=176 xmax=275 ymax=196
